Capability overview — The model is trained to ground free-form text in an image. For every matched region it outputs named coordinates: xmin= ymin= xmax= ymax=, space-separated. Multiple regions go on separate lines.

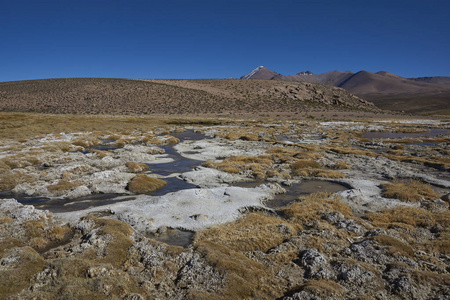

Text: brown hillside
xmin=0 ymin=78 xmax=379 ymax=116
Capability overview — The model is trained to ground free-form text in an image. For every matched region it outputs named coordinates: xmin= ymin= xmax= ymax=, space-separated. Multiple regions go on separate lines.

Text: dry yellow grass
xmin=195 ymin=213 xmax=293 ymax=252
xmin=293 ymin=280 xmax=343 ymax=298
xmin=382 ymin=153 xmax=450 ymax=170
xmin=125 ymin=161 xmax=150 ymax=173
xmin=281 ymin=192 xmax=352 ymax=229
xmin=194 ymin=241 xmax=269 ymax=299
xmin=93 ymin=217 xmax=134 ymax=267
xmin=0 ymin=217 xmax=14 ymax=224
xmin=71 ymin=135 xmax=102 ymax=148
xmin=372 ymin=235 xmax=415 ymax=257
xmin=0 ymin=246 xmax=46 ymax=299
xmin=0 ymin=113 xmax=169 ymax=141
xmin=0 ymin=170 xmax=36 ymax=191
xmin=328 ymin=146 xmax=377 ymax=157
xmin=47 ymin=180 xmax=82 ymax=192
xmin=91 ymin=149 xmax=111 ymax=158
xmin=365 ymin=206 xmax=449 ymax=229
xmin=266 ymin=146 xmax=301 ymax=163
xmin=291 ymin=159 xmax=321 ymax=170
xmin=203 ymin=155 xmax=274 ymax=179
xmin=329 ymin=160 xmax=351 ymax=170
xmin=1 ymin=154 xmax=42 ymax=169
xmin=0 ymin=237 xmax=24 ymax=256
xmin=290 ymin=159 xmax=346 ymax=178
xmin=127 ymin=174 xmax=167 ymax=194
xmin=381 ymin=179 xmax=439 ymax=202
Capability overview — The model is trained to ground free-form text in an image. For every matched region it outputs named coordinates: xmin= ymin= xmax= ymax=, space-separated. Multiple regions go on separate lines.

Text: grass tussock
xmin=0 ymin=170 xmax=36 ymax=191
xmin=291 ymin=159 xmax=321 ymax=169
xmin=194 ymin=241 xmax=270 ymax=299
xmin=292 ymin=168 xmax=346 ymax=179
xmin=382 ymin=154 xmax=450 ymax=171
xmin=203 ymin=155 xmax=274 ymax=179
xmin=91 ymin=149 xmax=111 ymax=158
xmin=194 ymin=213 xmax=293 ymax=252
xmin=1 ymin=154 xmax=42 ymax=169
xmin=0 ymin=246 xmax=46 ymax=299
xmin=365 ymin=206 xmax=449 ymax=229
xmin=71 ymin=135 xmax=102 ymax=148
xmin=381 ymin=179 xmax=439 ymax=202
xmin=125 ymin=161 xmax=150 ymax=173
xmin=0 ymin=237 xmax=24 ymax=256
xmin=328 ymin=146 xmax=377 ymax=157
xmin=290 ymin=159 xmax=346 ymax=178
xmin=281 ymin=193 xmax=352 ymax=228
xmin=372 ymin=235 xmax=415 ymax=258
xmin=127 ymin=174 xmax=167 ymax=194
xmin=143 ymin=135 xmax=180 ymax=146
xmin=47 ymin=179 xmax=82 ymax=192
xmin=293 ymin=279 xmax=343 ymax=298
xmin=329 ymin=160 xmax=351 ymax=170
xmin=23 ymin=220 xmax=72 ymax=251
xmin=93 ymin=217 xmax=134 ymax=267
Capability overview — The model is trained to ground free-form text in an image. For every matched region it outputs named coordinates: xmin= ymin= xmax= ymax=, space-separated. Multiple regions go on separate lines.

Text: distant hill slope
xmin=0 ymin=78 xmax=379 ymax=115
xmin=241 ymin=67 xmax=450 ymax=113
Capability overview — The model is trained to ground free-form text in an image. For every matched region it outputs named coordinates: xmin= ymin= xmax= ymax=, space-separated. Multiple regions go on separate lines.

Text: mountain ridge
xmin=241 ymin=66 xmax=450 ymax=113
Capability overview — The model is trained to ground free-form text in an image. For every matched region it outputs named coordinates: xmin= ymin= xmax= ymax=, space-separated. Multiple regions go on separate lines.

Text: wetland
xmin=1 ymin=113 xmax=449 ymax=300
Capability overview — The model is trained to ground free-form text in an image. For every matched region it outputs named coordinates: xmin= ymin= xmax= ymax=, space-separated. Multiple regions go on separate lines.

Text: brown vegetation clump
xmin=195 ymin=213 xmax=293 ymax=252
xmin=193 ymin=241 xmax=270 ymax=299
xmin=115 ymin=137 xmax=136 ymax=147
xmin=72 ymin=135 xmax=102 ymax=148
xmin=365 ymin=206 xmax=449 ymax=230
xmin=127 ymin=174 xmax=167 ymax=194
xmin=203 ymin=155 xmax=274 ymax=179
xmin=1 ymin=154 xmax=42 ymax=169
xmin=381 ymin=179 xmax=439 ymax=202
xmin=22 ymin=220 xmax=72 ymax=250
xmin=91 ymin=149 xmax=111 ymax=158
xmin=91 ymin=217 xmax=134 ymax=267
xmin=125 ymin=161 xmax=150 ymax=173
xmin=290 ymin=160 xmax=346 ymax=178
xmin=371 ymin=235 xmax=415 ymax=258
xmin=281 ymin=193 xmax=352 ymax=229
xmin=0 ymin=246 xmax=46 ymax=299
xmin=329 ymin=160 xmax=351 ymax=170
xmin=266 ymin=146 xmax=301 ymax=163
xmin=328 ymin=146 xmax=377 ymax=157
xmin=291 ymin=159 xmax=321 ymax=170
xmin=0 ymin=170 xmax=36 ymax=191
xmin=293 ymin=279 xmax=344 ymax=298
xmin=47 ymin=180 xmax=82 ymax=192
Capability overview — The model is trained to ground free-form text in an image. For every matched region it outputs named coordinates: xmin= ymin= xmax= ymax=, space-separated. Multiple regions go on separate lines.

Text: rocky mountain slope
xmin=241 ymin=67 xmax=450 ymax=113
xmin=0 ymin=78 xmax=379 ymax=116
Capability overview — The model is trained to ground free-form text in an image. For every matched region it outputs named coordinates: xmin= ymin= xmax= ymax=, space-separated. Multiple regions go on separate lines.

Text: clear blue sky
xmin=1 ymin=0 xmax=449 ymax=82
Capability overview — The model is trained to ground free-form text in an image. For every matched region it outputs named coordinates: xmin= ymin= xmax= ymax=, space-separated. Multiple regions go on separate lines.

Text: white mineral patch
xmin=0 ymin=199 xmax=50 ymax=223
xmin=180 ymin=166 xmax=249 ymax=188
xmin=337 ymin=178 xmax=417 ymax=215
xmin=57 ymin=184 xmax=282 ymax=232
xmin=175 ymin=138 xmax=266 ymax=162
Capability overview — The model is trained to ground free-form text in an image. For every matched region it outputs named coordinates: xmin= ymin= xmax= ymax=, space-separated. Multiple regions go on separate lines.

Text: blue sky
xmin=1 ymin=0 xmax=449 ymax=82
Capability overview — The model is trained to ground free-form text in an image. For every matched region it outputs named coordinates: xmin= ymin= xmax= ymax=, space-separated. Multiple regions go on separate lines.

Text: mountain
xmin=408 ymin=76 xmax=450 ymax=85
xmin=240 ymin=66 xmax=280 ymax=80
xmin=241 ymin=67 xmax=450 ymax=113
